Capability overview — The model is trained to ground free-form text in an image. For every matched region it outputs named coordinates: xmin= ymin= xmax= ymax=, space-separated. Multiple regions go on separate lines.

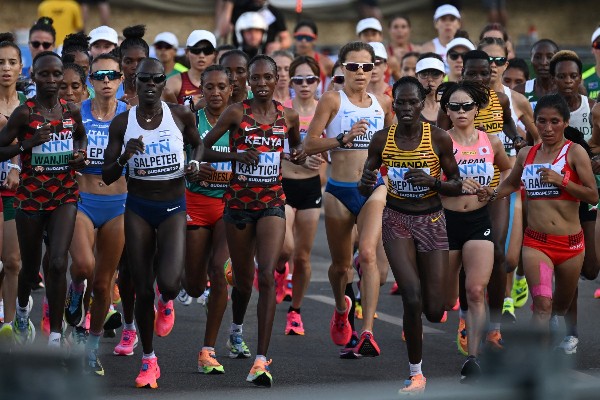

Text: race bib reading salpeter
xmin=235 ymin=151 xmax=280 ymax=184
xmin=132 ymin=139 xmax=181 ymax=177
xmin=387 ymin=167 xmax=431 ymax=198
xmin=31 ymin=129 xmax=73 ymax=173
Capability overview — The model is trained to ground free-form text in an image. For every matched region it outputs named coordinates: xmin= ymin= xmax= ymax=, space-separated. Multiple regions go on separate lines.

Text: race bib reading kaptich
xmin=387 ymin=167 xmax=431 ymax=198
xmin=521 ymin=163 xmax=563 ymax=198
xmin=31 ymin=129 xmax=73 ymax=173
xmin=340 ymin=114 xmax=384 ymax=150
xmin=235 ymin=151 xmax=280 ymax=184
xmin=132 ymin=138 xmax=182 ymax=177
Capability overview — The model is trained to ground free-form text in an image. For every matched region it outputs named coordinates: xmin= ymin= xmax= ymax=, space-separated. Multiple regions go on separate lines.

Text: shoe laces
xmin=253 ymin=358 xmax=272 ymax=372
xmin=74 ymin=328 xmax=87 ymax=344
xmin=15 ymin=315 xmax=29 ymax=331
xmin=68 ymin=290 xmax=83 ymax=314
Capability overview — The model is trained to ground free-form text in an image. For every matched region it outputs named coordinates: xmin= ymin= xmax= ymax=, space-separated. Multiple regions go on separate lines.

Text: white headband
xmin=416 ymin=58 xmax=445 ymax=74
xmin=592 ymin=27 xmax=600 ymax=44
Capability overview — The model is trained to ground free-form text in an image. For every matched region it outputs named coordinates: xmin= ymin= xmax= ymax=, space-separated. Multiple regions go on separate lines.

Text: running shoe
xmin=246 ymin=358 xmax=272 ymax=387
xmin=354 ymin=302 xmax=363 ymax=320
xmin=41 ymin=297 xmax=50 ymax=337
xmin=485 ymin=330 xmax=504 ymax=351
xmin=103 ymin=309 xmax=123 ymax=331
xmin=64 ymin=280 xmax=88 ymax=327
xmin=0 ymin=323 xmax=13 ymax=344
xmin=330 ymin=295 xmax=352 ymax=346
xmin=452 ymin=298 xmax=460 ymax=311
xmin=224 ymin=258 xmax=234 ymax=286
xmin=339 ymin=331 xmax=360 ymax=359
xmin=389 ymin=282 xmax=401 ymax=295
xmin=594 ymin=288 xmax=600 ymax=299
xmin=177 ymin=289 xmax=193 ymax=306
xmin=398 ymin=374 xmax=426 ymax=396
xmin=457 ymin=318 xmax=468 ymax=356
xmin=226 ymin=331 xmax=251 ymax=358
xmin=154 ymin=300 xmax=175 ymax=337
xmin=12 ymin=315 xmax=35 ymax=345
xmin=135 ymin=357 xmax=160 ymax=389
xmin=440 ymin=311 xmax=448 ymax=323
xmin=71 ymin=326 xmax=88 ymax=353
xmin=84 ymin=311 xmax=90 ymax=330
xmin=511 ymin=277 xmax=529 ymax=308
xmin=198 ymin=288 xmax=210 ymax=316
xmin=502 ymin=298 xmax=516 ymax=323
xmin=85 ymin=349 xmax=105 ymax=376
xmin=285 ymin=311 xmax=305 ymax=335
xmin=112 ymin=283 xmax=121 ymax=305
xmin=275 ymin=263 xmax=289 ymax=304
xmin=198 ymin=349 xmax=225 ymax=374
xmin=356 ymin=330 xmax=380 ymax=357
xmin=557 ymin=336 xmax=579 ymax=355
xmin=253 ymin=267 xmax=259 ymax=292
xmin=33 ymin=272 xmax=45 ymax=290
xmin=0 ymin=300 xmax=4 ymax=323
xmin=460 ymin=356 xmax=482 ymax=384
xmin=114 ymin=329 xmax=138 ymax=356
xmin=283 ymin=278 xmax=292 ymax=302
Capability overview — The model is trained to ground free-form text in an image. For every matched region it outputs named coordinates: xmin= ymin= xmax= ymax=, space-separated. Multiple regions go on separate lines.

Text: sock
xmin=143 ymin=351 xmax=156 ymax=359
xmin=86 ymin=332 xmax=101 ymax=351
xmin=48 ymin=332 xmax=61 ymax=347
xmin=72 ymin=280 xmax=86 ymax=293
xmin=230 ymin=323 xmax=243 ymax=334
xmin=16 ymin=304 xmax=29 ymax=318
xmin=288 ymin=306 xmax=300 ymax=314
xmin=504 ymin=297 xmax=513 ymax=303
xmin=409 ymin=361 xmax=423 ymax=376
xmin=567 ymin=324 xmax=578 ymax=338
xmin=345 ymin=283 xmax=356 ymax=330
xmin=124 ymin=322 xmax=136 ymax=331
xmin=356 ymin=290 xmax=361 ymax=301
xmin=489 ymin=322 xmax=501 ymax=331
xmin=255 ymin=354 xmax=267 ymax=362
xmin=459 ymin=309 xmax=466 ymax=320
xmin=202 ymin=346 xmax=215 ymax=352
xmin=516 ymin=274 xmax=525 ymax=281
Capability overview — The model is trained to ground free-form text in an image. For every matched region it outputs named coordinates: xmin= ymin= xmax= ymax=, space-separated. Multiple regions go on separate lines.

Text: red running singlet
xmin=225 ymin=100 xmax=287 ymax=210
xmin=176 ymin=72 xmax=201 ymax=105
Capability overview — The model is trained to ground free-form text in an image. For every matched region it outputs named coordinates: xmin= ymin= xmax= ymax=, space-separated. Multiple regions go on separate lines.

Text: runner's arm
xmin=498 ymin=92 xmax=524 ymax=149
xmin=0 ymin=105 xmax=44 ymax=161
xmin=563 ymin=144 xmax=599 ymax=205
xmin=304 ymin=91 xmax=341 ymax=154
xmin=589 ymin=103 xmax=600 ymax=154
xmin=358 ymin=127 xmax=386 ymax=196
xmin=433 ymin=128 xmax=462 ymax=196
xmin=102 ymin=113 xmax=131 ymax=185
xmin=513 ymin=90 xmax=539 ymax=143
xmin=202 ymin=103 xmax=245 ymax=163
xmin=488 ymin=134 xmax=512 ymax=173
xmin=479 ymin=147 xmax=528 ymax=202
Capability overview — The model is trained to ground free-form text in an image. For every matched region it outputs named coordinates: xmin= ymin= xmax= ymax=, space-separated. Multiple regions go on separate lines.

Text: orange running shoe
xmin=246 ymin=358 xmax=272 ymax=387
xmin=399 ymin=374 xmax=426 ymax=395
xmin=457 ymin=318 xmax=468 ymax=356
xmin=594 ymin=288 xmax=600 ymax=299
xmin=224 ymin=258 xmax=234 ymax=286
xmin=330 ymin=295 xmax=352 ymax=345
xmin=113 ymin=283 xmax=121 ymax=305
xmin=198 ymin=349 xmax=225 ymax=374
xmin=155 ymin=300 xmax=175 ymax=337
xmin=485 ymin=329 xmax=504 ymax=351
xmin=135 ymin=357 xmax=160 ymax=388
xmin=452 ymin=298 xmax=460 ymax=311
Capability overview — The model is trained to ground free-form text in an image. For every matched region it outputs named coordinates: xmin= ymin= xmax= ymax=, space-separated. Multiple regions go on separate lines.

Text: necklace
xmin=37 ymin=99 xmax=59 ymax=113
xmin=92 ymin=100 xmax=117 ymax=121
xmin=137 ymin=106 xmax=161 ymax=123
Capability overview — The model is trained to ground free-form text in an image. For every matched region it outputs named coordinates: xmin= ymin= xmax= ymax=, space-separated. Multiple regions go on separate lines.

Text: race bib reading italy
xmin=86 ymin=121 xmax=110 ymax=166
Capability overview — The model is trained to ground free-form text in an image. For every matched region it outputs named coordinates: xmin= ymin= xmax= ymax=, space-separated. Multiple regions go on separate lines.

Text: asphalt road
xmin=4 ymin=214 xmax=600 ymax=400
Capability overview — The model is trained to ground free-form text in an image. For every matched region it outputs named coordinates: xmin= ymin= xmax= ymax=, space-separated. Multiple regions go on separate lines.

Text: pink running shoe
xmin=330 ymin=295 xmax=352 ymax=345
xmin=41 ymin=297 xmax=50 ymax=337
xmin=285 ymin=311 xmax=305 ymax=335
xmin=594 ymin=288 xmax=600 ymax=299
xmin=155 ymin=300 xmax=175 ymax=337
xmin=452 ymin=298 xmax=460 ymax=311
xmin=135 ymin=357 xmax=161 ymax=388
xmin=114 ymin=329 xmax=138 ymax=356
xmin=275 ymin=263 xmax=289 ymax=304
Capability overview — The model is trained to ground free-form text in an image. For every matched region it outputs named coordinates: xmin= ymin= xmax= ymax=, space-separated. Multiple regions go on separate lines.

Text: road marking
xmin=305 ymin=294 xmax=445 ymax=334
xmin=570 ymin=370 xmax=600 ymax=383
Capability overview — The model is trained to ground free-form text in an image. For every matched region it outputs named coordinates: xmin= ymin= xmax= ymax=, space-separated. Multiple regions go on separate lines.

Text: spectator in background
xmin=234 ymin=11 xmax=268 ymax=58
xmin=387 ymin=15 xmax=420 ymax=81
xmin=367 ymin=42 xmax=392 ymax=98
xmin=356 ymin=18 xmax=383 ymax=44
xmin=583 ymin=26 xmax=600 ymax=101
xmin=293 ymin=19 xmax=334 ymax=94
xmin=88 ymin=25 xmax=118 ymax=58
xmin=445 ymin=36 xmax=475 ymax=83
xmin=153 ymin=32 xmax=189 ymax=80
xmin=219 ymin=0 xmax=290 ymax=53
xmin=22 ymin=17 xmax=57 ymax=97
xmin=358 ymin=0 xmax=383 ymax=20
xmin=482 ymin=0 xmax=507 ymax=26
xmin=400 ymin=52 xmax=419 ymax=78
xmin=480 ymin=23 xmax=515 ymax=59
xmin=502 ymin=58 xmax=529 ymax=90
xmin=79 ymin=0 xmax=110 ymax=29
xmin=421 ymin=4 xmax=462 ymax=68
xmin=37 ymin=0 xmax=83 ymax=46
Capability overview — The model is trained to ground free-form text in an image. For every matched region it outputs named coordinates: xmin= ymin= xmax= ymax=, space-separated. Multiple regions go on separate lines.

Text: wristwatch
xmin=336 ymin=133 xmax=345 ymax=147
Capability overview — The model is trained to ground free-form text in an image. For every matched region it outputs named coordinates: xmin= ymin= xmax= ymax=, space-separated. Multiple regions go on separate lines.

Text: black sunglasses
xmin=417 ymin=70 xmax=443 ymax=79
xmin=136 ymin=73 xmax=167 ymax=84
xmin=343 ymin=62 xmax=374 ymax=72
xmin=593 ymin=42 xmax=600 ymax=50
xmin=154 ymin=42 xmax=174 ymax=50
xmin=30 ymin=41 xmax=53 ymax=49
xmin=488 ymin=56 xmax=508 ymax=66
xmin=188 ymin=46 xmax=215 ymax=55
xmin=291 ymin=75 xmax=319 ymax=85
xmin=447 ymin=101 xmax=477 ymax=112
xmin=294 ymin=34 xmax=316 ymax=43
xmin=480 ymin=37 xmax=505 ymax=46
xmin=332 ymin=75 xmax=345 ymax=84
xmin=447 ymin=51 xmax=466 ymax=61
xmin=90 ymin=70 xmax=122 ymax=81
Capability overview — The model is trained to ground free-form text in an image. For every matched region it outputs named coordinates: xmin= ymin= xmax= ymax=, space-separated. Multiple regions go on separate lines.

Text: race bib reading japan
xmin=31 ymin=129 xmax=73 ymax=173
xmin=521 ymin=163 xmax=563 ymax=198
xmin=132 ymin=139 xmax=182 ymax=177
xmin=235 ymin=151 xmax=280 ymax=184
xmin=387 ymin=167 xmax=431 ymax=198
xmin=86 ymin=123 xmax=110 ymax=166
xmin=340 ymin=114 xmax=384 ymax=150
xmin=457 ymin=161 xmax=495 ymax=187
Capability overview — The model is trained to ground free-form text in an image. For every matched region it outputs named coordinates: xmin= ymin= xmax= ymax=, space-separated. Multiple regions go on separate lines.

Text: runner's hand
xmin=184 ymin=163 xmax=199 ymax=182
xmin=68 ymin=151 xmax=87 ymax=171
xmin=513 ymin=136 xmax=527 ymax=151
xmin=461 ymin=178 xmax=480 ymax=194
xmin=343 ymin=119 xmax=369 ymax=146
xmin=196 ymin=162 xmax=216 ymax=181
xmin=477 ymin=186 xmax=494 ymax=202
xmin=404 ymin=168 xmax=435 ymax=187
xmin=537 ymin=167 xmax=562 ymax=186
xmin=591 ymin=158 xmax=600 ymax=175
xmin=360 ymin=168 xmax=378 ymax=187
xmin=3 ymin=168 xmax=19 ymax=190
xmin=290 ymin=146 xmax=307 ymax=165
xmin=24 ymin=123 xmax=52 ymax=149
xmin=304 ymin=154 xmax=324 ymax=170
xmin=236 ymin=149 xmax=260 ymax=165
xmin=123 ymin=135 xmax=145 ymax=160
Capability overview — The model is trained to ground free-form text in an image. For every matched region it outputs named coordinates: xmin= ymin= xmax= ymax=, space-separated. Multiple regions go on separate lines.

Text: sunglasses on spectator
xmin=447 ymin=101 xmax=477 ymax=112
xmin=343 ymin=62 xmax=374 ymax=72
xmin=90 ymin=70 xmax=122 ymax=81
xmin=479 ymin=37 xmax=505 ymax=46
xmin=30 ymin=41 xmax=53 ymax=49
xmin=188 ymin=46 xmax=215 ymax=55
xmin=374 ymin=59 xmax=386 ymax=66
xmin=593 ymin=42 xmax=600 ymax=50
xmin=447 ymin=51 xmax=466 ymax=61
xmin=417 ymin=70 xmax=443 ymax=79
xmin=294 ymin=33 xmax=317 ymax=42
xmin=291 ymin=75 xmax=319 ymax=85
xmin=332 ymin=75 xmax=345 ymax=84
xmin=488 ymin=56 xmax=508 ymax=66
xmin=136 ymin=73 xmax=167 ymax=84
xmin=154 ymin=42 xmax=174 ymax=50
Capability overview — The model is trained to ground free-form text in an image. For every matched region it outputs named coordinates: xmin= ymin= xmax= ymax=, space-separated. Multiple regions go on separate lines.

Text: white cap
xmin=592 ymin=27 xmax=600 ymax=44
xmin=356 ymin=18 xmax=383 ymax=35
xmin=416 ymin=58 xmax=446 ymax=74
xmin=89 ymin=26 xmax=118 ymax=45
xmin=186 ymin=30 xmax=216 ymax=48
xmin=368 ymin=42 xmax=387 ymax=60
xmin=446 ymin=37 xmax=475 ymax=52
xmin=154 ymin=32 xmax=178 ymax=48
xmin=433 ymin=4 xmax=461 ymax=21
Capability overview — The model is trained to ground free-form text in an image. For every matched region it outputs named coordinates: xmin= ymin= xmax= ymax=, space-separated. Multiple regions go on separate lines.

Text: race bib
xmin=199 ymin=161 xmax=232 ymax=190
xmin=521 ymin=163 xmax=563 ymax=198
xmin=497 ymin=132 xmax=515 ymax=156
xmin=235 ymin=151 xmax=280 ymax=184
xmin=340 ymin=114 xmax=384 ymax=150
xmin=31 ymin=128 xmax=73 ymax=173
xmin=86 ymin=123 xmax=110 ymax=166
xmin=0 ymin=161 xmax=10 ymax=182
xmin=387 ymin=167 xmax=431 ymax=198
xmin=131 ymin=137 xmax=182 ymax=177
xmin=457 ymin=161 xmax=495 ymax=187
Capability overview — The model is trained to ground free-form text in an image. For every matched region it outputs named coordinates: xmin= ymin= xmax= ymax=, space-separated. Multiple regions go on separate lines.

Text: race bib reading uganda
xmin=387 ymin=167 xmax=431 ymax=198
xmin=131 ymin=130 xmax=183 ymax=177
xmin=521 ymin=163 xmax=563 ymax=198
xmin=340 ymin=112 xmax=384 ymax=150
xmin=31 ymin=118 xmax=74 ymax=173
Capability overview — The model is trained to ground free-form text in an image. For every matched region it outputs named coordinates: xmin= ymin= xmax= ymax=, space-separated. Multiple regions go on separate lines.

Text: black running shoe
xmin=339 ymin=331 xmax=360 ymax=359
xmin=460 ymin=356 xmax=482 ymax=384
xmin=64 ymin=280 xmax=87 ymax=327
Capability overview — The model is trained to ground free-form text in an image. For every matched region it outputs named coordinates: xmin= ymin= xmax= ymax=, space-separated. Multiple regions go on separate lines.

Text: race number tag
xmin=340 ymin=114 xmax=384 ymax=150
xmin=387 ymin=167 xmax=431 ymax=198
xmin=235 ymin=151 xmax=280 ymax=184
xmin=31 ymin=129 xmax=73 ymax=173
xmin=521 ymin=163 xmax=563 ymax=198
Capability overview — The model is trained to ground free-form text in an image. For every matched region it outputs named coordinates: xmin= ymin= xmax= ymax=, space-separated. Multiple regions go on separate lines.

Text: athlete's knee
xmin=532 ymin=296 xmax=552 ymax=318
xmin=581 ymin=262 xmax=600 ymax=281
xmin=329 ymin=261 xmax=349 ymax=276
xmin=207 ymin=264 xmax=227 ymax=289
xmin=357 ymin=246 xmax=376 ymax=269
xmin=47 ymin=254 xmax=69 ymax=275
xmin=424 ymin=302 xmax=445 ymax=323
xmin=257 ymin=266 xmax=275 ymax=291
xmin=466 ymin=284 xmax=486 ymax=304
xmin=292 ymin=252 xmax=311 ymax=272
xmin=2 ymin=257 xmax=20 ymax=275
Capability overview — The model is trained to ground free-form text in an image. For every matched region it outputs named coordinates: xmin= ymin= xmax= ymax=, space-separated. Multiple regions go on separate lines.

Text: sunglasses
xmin=90 ymin=70 xmax=122 ymax=81
xmin=593 ymin=42 xmax=600 ymax=50
xmin=447 ymin=101 xmax=477 ymax=112
xmin=136 ymin=73 xmax=167 ymax=84
xmin=417 ymin=70 xmax=443 ymax=79
xmin=447 ymin=51 xmax=466 ymax=61
xmin=294 ymin=34 xmax=316 ymax=43
xmin=343 ymin=62 xmax=374 ymax=72
xmin=291 ymin=75 xmax=319 ymax=85
xmin=488 ymin=56 xmax=508 ymax=66
xmin=30 ymin=41 xmax=53 ymax=49
xmin=332 ymin=75 xmax=345 ymax=84
xmin=154 ymin=42 xmax=174 ymax=50
xmin=188 ymin=46 xmax=215 ymax=55
xmin=374 ymin=59 xmax=386 ymax=66
xmin=480 ymin=37 xmax=505 ymax=46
